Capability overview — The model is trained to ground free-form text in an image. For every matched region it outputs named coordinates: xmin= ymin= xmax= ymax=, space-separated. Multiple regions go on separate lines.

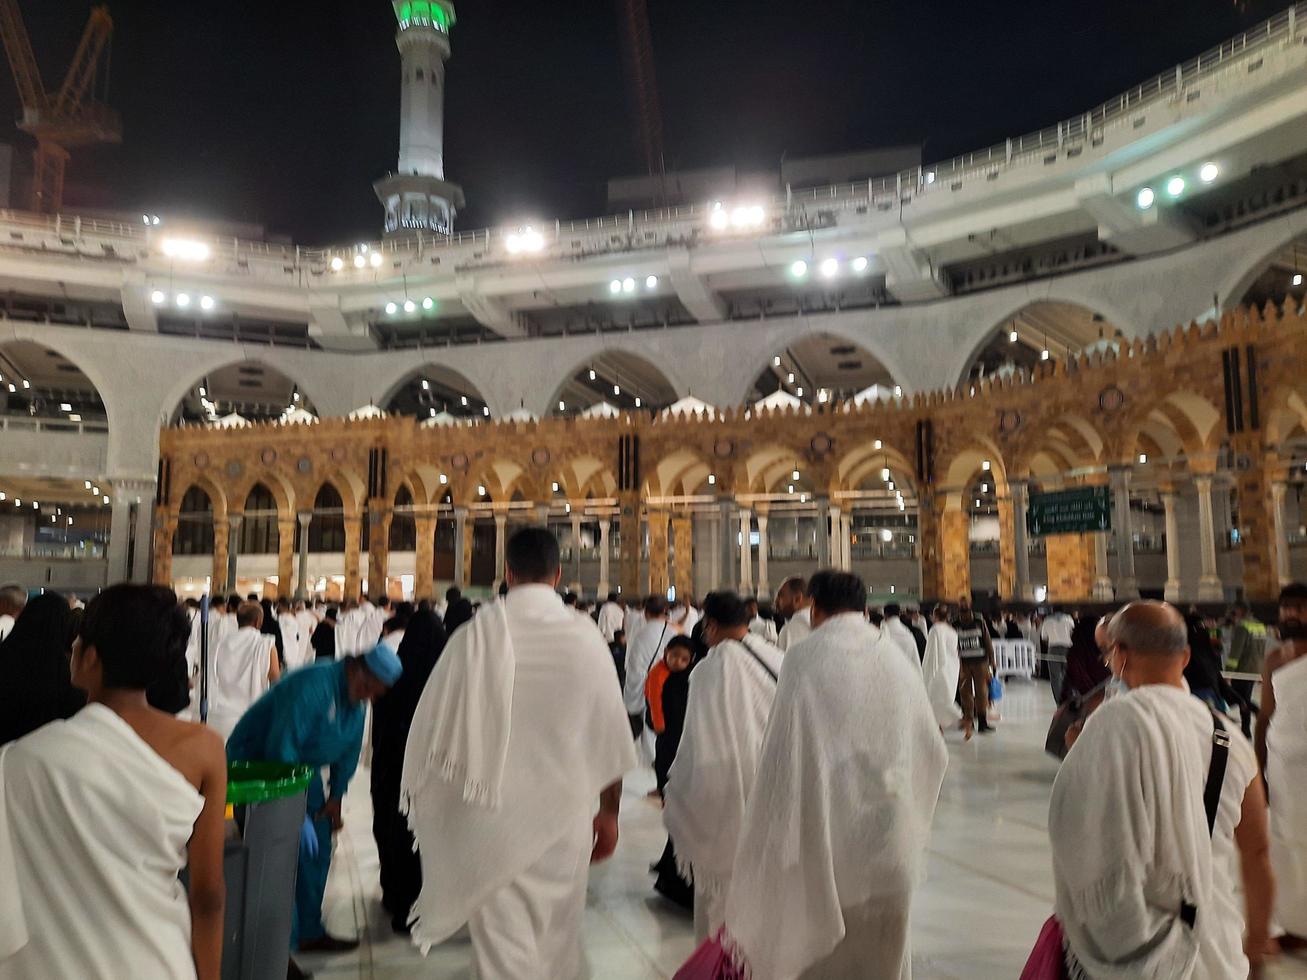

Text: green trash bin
xmin=219 ymin=762 xmax=313 ymax=980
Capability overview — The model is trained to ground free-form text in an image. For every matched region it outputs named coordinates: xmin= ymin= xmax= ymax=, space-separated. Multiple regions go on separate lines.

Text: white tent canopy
xmin=661 ymin=395 xmax=716 ymax=419
xmin=754 ymin=389 xmax=805 ymax=412
xmin=278 ymin=407 xmax=318 ymax=425
xmin=852 ymin=384 xmax=895 ymax=406
xmin=421 ymin=411 xmax=462 ymax=427
xmin=211 ymin=413 xmax=250 ymax=428
xmin=503 ymin=407 xmax=538 ymax=423
xmin=348 ymin=404 xmax=388 ymax=420
xmin=581 ymin=401 xmax=621 ymax=418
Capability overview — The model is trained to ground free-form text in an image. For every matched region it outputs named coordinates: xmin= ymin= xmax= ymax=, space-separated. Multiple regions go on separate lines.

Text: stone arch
xmin=736 ymin=443 xmax=824 ymax=496
xmin=938 ymin=439 xmax=1009 ymax=511
xmin=0 ymin=338 xmax=109 ymax=426
xmin=1012 ymin=412 xmax=1107 ymax=480
xmin=645 ymin=448 xmax=716 ymax=498
xmin=166 ymin=356 xmax=324 ymax=425
xmin=461 ymin=458 xmax=529 ymax=506
xmin=1263 ymin=382 xmax=1307 ymax=446
xmin=170 ymin=471 xmax=229 ymax=517
xmin=949 ymin=298 xmax=1135 ymax=388
xmin=556 ymin=455 xmax=618 ymax=500
xmin=173 ymin=483 xmax=217 ymax=556
xmin=228 ymin=468 xmax=295 ymax=520
xmin=1117 ymin=390 xmax=1223 ymax=464
xmin=377 ymin=363 xmax=492 ymax=420
xmin=746 ymin=332 xmax=903 ymax=407
xmin=547 ymin=349 xmax=680 ymax=418
xmin=1216 ymin=213 xmax=1307 ymax=314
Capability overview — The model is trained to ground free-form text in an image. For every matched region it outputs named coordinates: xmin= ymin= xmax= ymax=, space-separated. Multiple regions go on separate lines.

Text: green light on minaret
xmin=395 ymin=0 xmax=455 ymax=32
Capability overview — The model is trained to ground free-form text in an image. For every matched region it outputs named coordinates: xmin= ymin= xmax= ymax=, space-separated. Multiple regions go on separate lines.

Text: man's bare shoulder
xmin=1265 ymin=643 xmax=1298 ymax=674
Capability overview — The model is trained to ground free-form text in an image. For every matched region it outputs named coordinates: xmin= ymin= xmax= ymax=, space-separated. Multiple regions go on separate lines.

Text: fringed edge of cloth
xmin=674 ymin=850 xmax=727 ymax=902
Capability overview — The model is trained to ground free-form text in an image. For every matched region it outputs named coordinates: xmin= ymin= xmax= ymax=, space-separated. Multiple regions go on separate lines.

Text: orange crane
xmin=0 ymin=2 xmax=120 ymax=213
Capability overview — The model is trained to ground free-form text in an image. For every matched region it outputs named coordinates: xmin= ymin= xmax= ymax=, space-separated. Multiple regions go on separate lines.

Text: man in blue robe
xmin=227 ymin=645 xmax=402 ymax=968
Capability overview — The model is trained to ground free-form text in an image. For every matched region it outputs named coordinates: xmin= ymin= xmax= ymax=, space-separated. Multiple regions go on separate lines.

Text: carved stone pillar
xmin=597 ymin=518 xmax=612 ymax=597
xmin=226 ymin=514 xmax=243 ymax=595
xmin=1273 ymin=480 xmax=1291 ymax=589
xmin=276 ymin=517 xmax=296 ymax=599
xmin=648 ymin=510 xmax=671 ymax=597
xmin=737 ymin=508 xmax=753 ymax=593
xmin=493 ymin=511 xmax=508 ymax=586
xmin=212 ymin=518 xmax=230 ymax=594
xmin=940 ymin=507 xmax=971 ymax=602
xmin=570 ymin=511 xmax=584 ymax=590
xmin=672 ymin=514 xmax=694 ymax=600
xmin=756 ymin=512 xmax=771 ymax=596
xmin=1009 ymin=480 xmax=1033 ymax=600
xmin=1194 ymin=476 xmax=1225 ymax=602
xmin=452 ymin=506 xmax=468 ymax=589
xmin=1161 ymin=490 xmax=1182 ymax=602
xmin=296 ymin=512 xmax=312 ymax=599
xmin=414 ymin=512 xmax=436 ymax=600
xmin=917 ymin=492 xmax=943 ymax=600
xmin=1109 ymin=466 xmax=1139 ymax=599
xmin=1045 ymin=532 xmax=1096 ymax=602
xmin=367 ymin=497 xmax=392 ymax=599
xmin=343 ymin=514 xmax=362 ymax=601
xmin=996 ymin=490 xmax=1017 ymax=600
xmin=618 ymin=492 xmax=640 ymax=597
xmin=153 ymin=508 xmax=177 ymax=587
xmin=814 ymin=498 xmax=831 ymax=568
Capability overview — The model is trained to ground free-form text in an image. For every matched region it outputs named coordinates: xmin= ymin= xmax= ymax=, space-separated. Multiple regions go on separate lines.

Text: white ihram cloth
xmin=206 ymin=610 xmax=234 ymax=659
xmin=624 ymin=619 xmax=675 ymax=716
xmin=207 ymin=626 xmax=275 ymax=741
xmin=724 ymin=614 xmax=947 ymax=980
xmin=278 ymin=612 xmax=305 ymax=670
xmin=336 ymin=607 xmax=368 ymax=657
xmin=597 ymin=601 xmax=624 ymax=643
xmin=0 ymin=704 xmax=203 ymax=979
xmin=749 ymin=615 xmax=779 ymax=645
xmin=402 ymin=585 xmax=637 ymax=965
xmin=362 ymin=606 xmax=388 ymax=650
xmin=883 ymin=617 xmax=924 ymax=675
xmin=0 ymin=614 xmax=13 ymax=643
xmin=664 ymin=635 xmax=784 ymax=941
xmin=1267 ymin=653 xmax=1307 ymax=937
xmin=1051 ymin=685 xmax=1256 ymax=980
xmin=294 ymin=609 xmax=318 ymax=665
xmin=923 ymin=622 xmax=962 ymax=726
xmin=778 ymin=606 xmax=812 ymax=652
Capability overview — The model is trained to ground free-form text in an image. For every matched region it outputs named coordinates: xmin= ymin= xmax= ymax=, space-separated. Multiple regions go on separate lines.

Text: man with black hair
xmin=625 ymin=594 xmax=676 ymax=751
xmin=745 ymin=597 xmax=779 ymax=645
xmin=882 ymin=602 xmax=924 ymax=674
xmin=403 ymin=526 xmax=636 ymax=978
xmin=665 ymin=590 xmax=784 ymax=941
xmin=958 ymin=601 xmax=997 ymax=738
xmin=723 ymin=571 xmax=947 ymax=977
xmin=775 ymin=576 xmax=812 ymax=651
xmin=311 ymin=607 xmax=338 ymax=661
xmin=563 ymin=591 xmax=578 ymax=608
xmin=1258 ymin=582 xmax=1307 ymax=951
xmin=598 ymin=592 xmax=624 ymax=644
xmin=0 ymin=585 xmax=228 ymax=980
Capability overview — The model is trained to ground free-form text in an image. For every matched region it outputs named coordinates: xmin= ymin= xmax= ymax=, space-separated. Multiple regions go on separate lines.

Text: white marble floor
xmin=299 ymin=681 xmax=1307 ymax=979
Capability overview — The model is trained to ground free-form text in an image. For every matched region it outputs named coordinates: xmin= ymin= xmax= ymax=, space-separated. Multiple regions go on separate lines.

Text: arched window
xmin=389 ymin=485 xmax=417 ymax=551
xmin=239 ymin=484 xmax=280 ymax=554
xmin=173 ymin=486 xmax=214 ymax=556
xmin=309 ymin=484 xmax=345 ymax=552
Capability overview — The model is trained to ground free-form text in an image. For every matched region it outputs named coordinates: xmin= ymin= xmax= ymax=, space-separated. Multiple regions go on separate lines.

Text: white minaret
xmin=373 ymin=0 xmax=464 ymax=237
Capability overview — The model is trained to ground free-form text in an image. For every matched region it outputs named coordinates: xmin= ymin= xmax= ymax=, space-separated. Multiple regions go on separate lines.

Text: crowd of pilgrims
xmin=0 ymin=537 xmax=1305 ymax=980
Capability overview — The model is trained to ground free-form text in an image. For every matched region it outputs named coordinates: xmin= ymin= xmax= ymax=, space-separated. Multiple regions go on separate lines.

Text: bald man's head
xmin=1107 ymin=601 xmax=1187 ymax=658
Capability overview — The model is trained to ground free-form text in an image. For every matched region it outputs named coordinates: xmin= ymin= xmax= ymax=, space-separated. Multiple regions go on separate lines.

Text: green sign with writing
xmin=1026 ymin=486 xmax=1112 ymax=537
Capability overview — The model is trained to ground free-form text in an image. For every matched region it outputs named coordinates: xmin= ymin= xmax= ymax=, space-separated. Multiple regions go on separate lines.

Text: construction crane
xmin=0 ymin=2 xmax=120 ymax=213
xmin=615 ymin=0 xmax=665 ymax=181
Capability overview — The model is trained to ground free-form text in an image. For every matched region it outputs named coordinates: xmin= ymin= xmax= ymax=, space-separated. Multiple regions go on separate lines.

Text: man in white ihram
xmin=724 ymin=570 xmax=948 ymax=979
xmin=882 ymin=602 xmax=925 ymax=675
xmin=922 ymin=604 xmax=961 ymax=729
xmin=206 ymin=601 xmax=280 ymax=741
xmin=664 ymin=590 xmax=784 ymax=942
xmin=1051 ymin=601 xmax=1273 ymax=979
xmin=403 ymin=527 xmax=636 ymax=979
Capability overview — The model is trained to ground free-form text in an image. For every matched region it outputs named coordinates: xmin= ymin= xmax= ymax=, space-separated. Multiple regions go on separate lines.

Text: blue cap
xmin=363 ymin=643 xmax=403 ymax=686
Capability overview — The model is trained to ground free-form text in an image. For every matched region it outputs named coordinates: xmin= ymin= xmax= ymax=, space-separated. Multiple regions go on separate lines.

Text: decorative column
xmin=756 ymin=512 xmax=771 ymax=597
xmin=212 ymin=517 xmax=230 ymax=594
xmin=367 ymin=498 xmax=392 ymax=600
xmin=718 ymin=498 xmax=735 ymax=591
xmin=737 ymin=508 xmax=754 ymax=593
xmin=1045 ymin=533 xmax=1096 ymax=602
xmin=827 ymin=504 xmax=843 ymax=575
xmin=672 ymin=515 xmax=694 ymax=599
xmin=1193 ymin=476 xmax=1225 ymax=602
xmin=1230 ymin=457 xmax=1279 ymax=602
xmin=1160 ymin=490 xmax=1182 ymax=602
xmin=917 ymin=492 xmax=943 ymax=600
xmin=452 ymin=506 xmax=468 ymax=589
xmin=276 ymin=516 xmax=296 ymax=599
xmin=131 ymin=487 xmax=156 ymax=584
xmin=940 ymin=507 xmax=971 ymax=602
xmin=152 ymin=508 xmax=176 ymax=587
xmin=1273 ymin=481 xmax=1292 ymax=589
xmin=296 ymin=512 xmax=312 ymax=599
xmin=226 ymin=514 xmax=243 ymax=595
xmin=1109 ymin=466 xmax=1139 ymax=599
xmin=1010 ymin=480 xmax=1033 ymax=600
xmin=597 ymin=518 xmax=612 ymax=597
xmin=414 ymin=511 xmax=436 ymax=599
xmin=343 ymin=513 xmax=362 ymax=601
xmin=814 ymin=497 xmax=831 ymax=568
xmin=570 ymin=510 xmax=584 ymax=589
xmin=844 ymin=512 xmax=855 ymax=570
xmin=648 ymin=510 xmax=671 ymax=597
xmin=493 ymin=511 xmax=508 ymax=586
xmin=996 ymin=490 xmax=1017 ymax=600
xmin=618 ymin=492 xmax=641 ymax=597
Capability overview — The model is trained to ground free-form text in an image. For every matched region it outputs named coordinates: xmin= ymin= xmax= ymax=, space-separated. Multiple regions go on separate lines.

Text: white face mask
xmin=1105 ymin=650 xmax=1129 ymax=699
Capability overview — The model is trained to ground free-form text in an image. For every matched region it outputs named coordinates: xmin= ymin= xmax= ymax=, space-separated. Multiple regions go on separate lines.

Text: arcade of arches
xmin=153 ymin=302 xmax=1307 ymax=607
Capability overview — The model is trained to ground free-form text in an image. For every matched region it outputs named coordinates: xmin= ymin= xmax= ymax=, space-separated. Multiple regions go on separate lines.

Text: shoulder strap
xmin=1203 ymin=710 xmax=1230 ymax=837
xmin=736 ymin=637 xmax=779 ymax=684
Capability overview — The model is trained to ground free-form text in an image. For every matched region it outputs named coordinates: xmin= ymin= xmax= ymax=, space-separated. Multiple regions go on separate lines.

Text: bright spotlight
xmin=102 ymin=495 xmax=110 ymax=504
xmin=609 ymin=280 xmax=622 ymax=294
xmin=790 ymin=259 xmax=808 ymax=278
xmin=773 ymin=356 xmax=781 ymax=367
xmin=634 ymin=397 xmax=642 ymax=408
xmin=559 ymin=401 xmax=566 ymax=412
xmin=819 ymin=258 xmax=840 ymax=279
xmin=730 ymin=204 xmax=765 ymax=229
xmin=404 ymin=299 xmax=417 ymax=313
xmin=422 ymin=296 xmax=435 ymax=310
xmin=613 ymin=384 xmax=621 ymax=395
xmin=1138 ymin=453 xmax=1148 ymax=464
xmin=709 ymin=204 xmax=729 ymax=231
xmin=924 ymin=171 xmax=937 ymax=185
xmin=982 ymin=459 xmax=991 ymax=472
xmin=370 ymin=251 xmax=384 ymax=268
xmin=385 ymin=302 xmax=398 ymax=315
xmin=505 ymin=226 xmax=545 ymax=254
xmin=1009 ymin=329 xmax=1018 ymax=342
xmin=460 ymin=395 xmax=468 ymax=406
xmin=420 ymin=379 xmax=430 ymax=390
xmin=792 ymin=468 xmax=800 ymax=481
xmin=894 ymin=385 xmax=903 ymax=397
xmin=353 ymin=254 xmax=366 ymax=268
xmin=330 ymin=256 xmax=344 ymax=271
xmin=645 ymin=275 xmax=658 ymax=289
xmin=881 ymin=467 xmax=891 ymax=481
xmin=175 ymin=293 xmax=191 ymax=308
xmin=1293 ymin=273 xmax=1303 ymax=287
xmin=1166 ymin=176 xmax=1185 ymax=198
xmin=1199 ymin=162 xmax=1219 ymax=183
xmin=199 ymin=295 xmax=215 ymax=311
xmin=1041 ymin=349 xmax=1050 ymax=361
xmin=795 ymin=386 xmax=804 ymax=397
xmin=851 ymin=256 xmax=869 ymax=274
xmin=482 ymin=405 xmax=490 ymax=416
xmin=708 ymin=474 xmax=716 ymax=485
xmin=151 ymin=215 xmax=160 ymax=226
xmin=59 ymin=402 xmax=71 ymax=411
xmin=1136 ymin=187 xmax=1155 ymax=210
xmin=622 ymin=277 xmax=635 ymax=293
xmin=161 ymin=238 xmax=210 ymax=262
xmin=150 ymin=290 xmax=166 ymax=305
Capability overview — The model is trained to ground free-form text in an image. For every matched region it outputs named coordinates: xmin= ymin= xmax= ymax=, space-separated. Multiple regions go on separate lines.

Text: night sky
xmin=0 ymin=0 xmax=1278 ymax=244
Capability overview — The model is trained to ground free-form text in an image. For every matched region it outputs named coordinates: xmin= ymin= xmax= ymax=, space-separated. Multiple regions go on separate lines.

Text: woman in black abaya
xmin=0 ymin=592 xmax=84 ymax=745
